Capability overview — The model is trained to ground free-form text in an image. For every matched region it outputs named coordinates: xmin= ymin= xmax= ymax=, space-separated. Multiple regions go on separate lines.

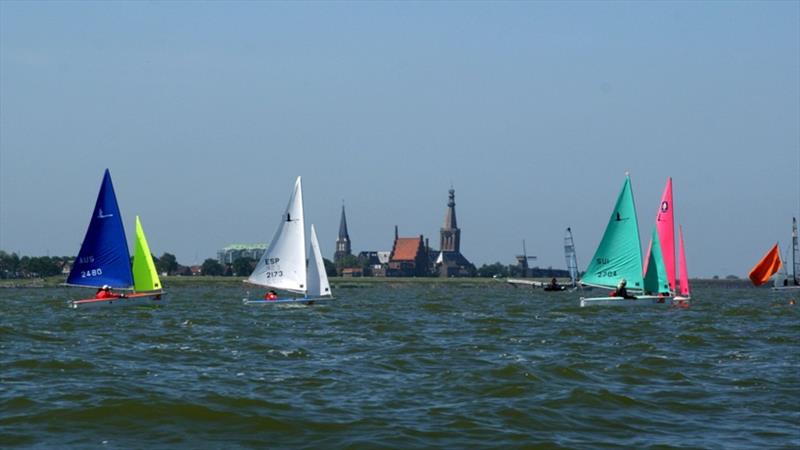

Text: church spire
xmin=338 ymin=203 xmax=349 ymax=239
xmin=443 ymin=188 xmax=457 ymax=229
xmin=440 ymin=188 xmax=460 ymax=252
xmin=334 ymin=204 xmax=351 ymax=262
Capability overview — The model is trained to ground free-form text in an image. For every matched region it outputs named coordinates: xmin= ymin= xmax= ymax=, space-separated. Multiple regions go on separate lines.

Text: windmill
xmin=515 ymin=239 xmax=537 ymax=276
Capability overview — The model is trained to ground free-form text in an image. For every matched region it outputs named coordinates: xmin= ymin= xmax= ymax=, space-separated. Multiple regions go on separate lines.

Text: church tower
xmin=440 ymin=188 xmax=461 ymax=252
xmin=334 ymin=204 xmax=351 ymax=262
xmin=436 ymin=187 xmax=474 ymax=277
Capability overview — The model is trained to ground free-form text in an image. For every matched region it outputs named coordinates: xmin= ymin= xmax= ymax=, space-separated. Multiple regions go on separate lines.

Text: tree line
xmin=0 ymin=250 xmax=187 ymax=279
xmin=2 ymin=250 xmax=562 ymax=280
xmin=0 ymin=250 xmax=339 ymax=279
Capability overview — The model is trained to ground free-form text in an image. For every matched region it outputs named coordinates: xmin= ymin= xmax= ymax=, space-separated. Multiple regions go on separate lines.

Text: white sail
xmin=306 ymin=224 xmax=332 ymax=297
xmin=564 ymin=227 xmax=579 ymax=288
xmin=248 ymin=177 xmax=307 ymax=293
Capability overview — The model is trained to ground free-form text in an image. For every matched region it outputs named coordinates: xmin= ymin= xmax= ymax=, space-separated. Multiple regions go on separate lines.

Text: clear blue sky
xmin=1 ymin=1 xmax=798 ymax=278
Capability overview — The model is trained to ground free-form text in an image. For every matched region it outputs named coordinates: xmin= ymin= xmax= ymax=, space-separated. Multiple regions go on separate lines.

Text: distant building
xmin=434 ymin=188 xmax=475 ymax=277
xmin=358 ymin=250 xmax=390 ymax=277
xmin=388 ymin=227 xmax=429 ymax=277
xmin=341 ymin=267 xmax=363 ymax=277
xmin=217 ymin=244 xmax=266 ymax=265
xmin=334 ymin=204 xmax=352 ymax=263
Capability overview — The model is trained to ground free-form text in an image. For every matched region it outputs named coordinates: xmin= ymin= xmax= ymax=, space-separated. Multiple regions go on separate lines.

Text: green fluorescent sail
xmin=643 ymin=227 xmax=670 ymax=294
xmin=581 ymin=175 xmax=645 ymax=290
xmin=132 ymin=216 xmax=162 ymax=292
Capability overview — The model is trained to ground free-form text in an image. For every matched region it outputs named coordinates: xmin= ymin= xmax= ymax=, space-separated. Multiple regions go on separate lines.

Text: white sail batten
xmin=248 ymin=177 xmax=307 ymax=293
xmin=306 ymin=224 xmax=332 ymax=298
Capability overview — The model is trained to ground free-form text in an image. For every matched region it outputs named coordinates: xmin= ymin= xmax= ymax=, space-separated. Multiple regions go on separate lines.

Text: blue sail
xmin=66 ymin=169 xmax=133 ymax=288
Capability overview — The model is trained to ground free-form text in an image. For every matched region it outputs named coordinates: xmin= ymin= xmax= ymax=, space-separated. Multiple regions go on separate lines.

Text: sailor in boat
xmin=545 ymin=277 xmax=561 ymax=291
xmin=611 ymin=279 xmax=636 ymax=300
xmin=264 ymin=290 xmax=278 ymax=301
xmin=95 ymin=285 xmax=124 ymax=299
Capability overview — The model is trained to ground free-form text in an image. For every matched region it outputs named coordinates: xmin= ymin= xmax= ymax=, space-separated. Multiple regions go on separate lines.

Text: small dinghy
xmin=578 ymin=174 xmax=662 ymax=307
xmin=243 ymin=177 xmax=333 ymax=305
xmin=67 ymin=170 xmax=165 ymax=309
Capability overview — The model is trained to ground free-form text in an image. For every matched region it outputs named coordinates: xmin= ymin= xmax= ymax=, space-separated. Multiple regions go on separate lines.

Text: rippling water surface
xmin=2 ymin=281 xmax=798 ymax=449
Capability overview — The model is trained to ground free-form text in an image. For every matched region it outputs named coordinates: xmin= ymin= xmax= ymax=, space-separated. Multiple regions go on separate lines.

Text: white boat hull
xmin=579 ymin=295 xmax=668 ymax=307
xmin=243 ymin=296 xmax=333 ymax=306
xmin=506 ymin=278 xmax=543 ymax=288
xmin=69 ymin=292 xmax=166 ymax=309
xmin=772 ymin=285 xmax=800 ymax=291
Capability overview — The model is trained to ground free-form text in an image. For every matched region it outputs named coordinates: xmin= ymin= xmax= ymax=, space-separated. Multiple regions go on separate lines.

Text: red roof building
xmin=388 ymin=228 xmax=429 ymax=277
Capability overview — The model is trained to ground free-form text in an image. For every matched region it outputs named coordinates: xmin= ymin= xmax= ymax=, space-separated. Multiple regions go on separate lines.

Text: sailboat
xmin=243 ymin=176 xmax=333 ymax=305
xmin=579 ymin=174 xmax=663 ymax=307
xmin=749 ymin=218 xmax=800 ymax=290
xmin=673 ymin=226 xmax=691 ymax=304
xmin=563 ymin=227 xmax=581 ymax=291
xmin=67 ymin=170 xmax=164 ymax=309
xmin=642 ymin=177 xmax=675 ymax=296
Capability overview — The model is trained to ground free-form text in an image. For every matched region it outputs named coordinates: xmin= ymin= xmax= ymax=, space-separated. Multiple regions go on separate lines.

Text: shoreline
xmin=0 ymin=275 xmax=754 ymax=289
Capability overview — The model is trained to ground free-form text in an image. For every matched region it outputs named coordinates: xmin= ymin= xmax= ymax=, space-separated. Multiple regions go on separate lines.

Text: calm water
xmin=1 ymin=282 xmax=798 ymax=449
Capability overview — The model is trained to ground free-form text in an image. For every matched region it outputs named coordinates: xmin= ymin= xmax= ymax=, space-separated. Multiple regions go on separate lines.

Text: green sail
xmin=581 ymin=175 xmax=645 ymax=291
xmin=643 ymin=227 xmax=670 ymax=294
xmin=132 ymin=216 xmax=162 ymax=292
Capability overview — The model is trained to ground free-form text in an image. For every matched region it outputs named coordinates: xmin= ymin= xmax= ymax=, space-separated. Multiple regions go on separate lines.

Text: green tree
xmin=477 ymin=262 xmax=509 ymax=278
xmin=335 ymin=254 xmax=360 ymax=275
xmin=157 ymin=252 xmax=179 ymax=275
xmin=0 ymin=251 xmax=20 ymax=278
xmin=232 ymin=257 xmax=255 ymax=277
xmin=201 ymin=258 xmax=224 ymax=276
xmin=323 ymin=258 xmax=337 ymax=277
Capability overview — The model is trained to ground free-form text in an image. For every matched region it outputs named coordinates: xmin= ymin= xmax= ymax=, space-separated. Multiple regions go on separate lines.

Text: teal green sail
xmin=643 ymin=227 xmax=670 ymax=294
xmin=581 ymin=175 xmax=645 ymax=291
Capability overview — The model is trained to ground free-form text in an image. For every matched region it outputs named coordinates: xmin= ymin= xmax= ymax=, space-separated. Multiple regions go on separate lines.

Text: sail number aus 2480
xmin=81 ymin=268 xmax=103 ymax=278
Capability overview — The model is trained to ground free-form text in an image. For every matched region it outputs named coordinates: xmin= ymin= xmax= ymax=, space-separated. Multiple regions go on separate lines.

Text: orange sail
xmin=748 ymin=244 xmax=782 ymax=286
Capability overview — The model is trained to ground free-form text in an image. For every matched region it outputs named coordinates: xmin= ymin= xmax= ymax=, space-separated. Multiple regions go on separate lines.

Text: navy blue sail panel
xmin=67 ymin=170 xmax=133 ymax=288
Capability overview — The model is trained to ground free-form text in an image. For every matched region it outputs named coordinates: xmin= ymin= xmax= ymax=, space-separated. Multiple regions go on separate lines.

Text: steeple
xmin=338 ymin=204 xmax=349 ymax=240
xmin=440 ymin=188 xmax=461 ymax=252
xmin=334 ymin=204 xmax=351 ymax=262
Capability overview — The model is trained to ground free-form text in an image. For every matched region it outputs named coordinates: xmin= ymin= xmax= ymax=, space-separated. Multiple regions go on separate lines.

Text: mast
xmin=793 ymin=217 xmax=798 ymax=284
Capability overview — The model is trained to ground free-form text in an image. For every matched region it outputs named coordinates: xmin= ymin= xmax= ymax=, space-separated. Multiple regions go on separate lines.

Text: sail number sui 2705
xmin=594 ymin=257 xmax=617 ymax=278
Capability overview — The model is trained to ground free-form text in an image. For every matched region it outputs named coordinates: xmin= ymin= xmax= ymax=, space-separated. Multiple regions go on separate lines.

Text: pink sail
xmin=678 ymin=226 xmax=690 ymax=296
xmin=656 ymin=178 xmax=676 ymax=292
